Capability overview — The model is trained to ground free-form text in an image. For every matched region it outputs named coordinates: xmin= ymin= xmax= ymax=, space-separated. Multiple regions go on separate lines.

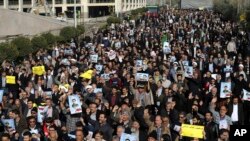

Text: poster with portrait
xmin=37 ymin=106 xmax=46 ymax=123
xmin=95 ymin=65 xmax=103 ymax=74
xmin=243 ymin=89 xmax=250 ymax=101
xmin=135 ymin=73 xmax=149 ymax=82
xmin=107 ymin=50 xmax=117 ymax=60
xmin=182 ymin=61 xmax=189 ymax=66
xmin=90 ymin=55 xmax=98 ymax=63
xmin=136 ymin=60 xmax=143 ymax=67
xmin=101 ymin=74 xmax=110 ymax=81
xmin=220 ymin=82 xmax=232 ymax=98
xmin=0 ymin=89 xmax=4 ymax=103
xmin=94 ymin=88 xmax=102 ymax=93
xmin=44 ymin=91 xmax=52 ymax=98
xmin=120 ymin=133 xmax=136 ymax=141
xmin=184 ymin=66 xmax=193 ymax=78
xmin=163 ymin=42 xmax=171 ymax=54
xmin=2 ymin=119 xmax=15 ymax=133
xmin=68 ymin=95 xmax=82 ymax=115
xmin=224 ymin=67 xmax=233 ymax=78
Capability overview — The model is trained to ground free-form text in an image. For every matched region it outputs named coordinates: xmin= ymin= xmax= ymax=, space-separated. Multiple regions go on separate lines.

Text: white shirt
xmin=231 ymin=104 xmax=238 ymax=122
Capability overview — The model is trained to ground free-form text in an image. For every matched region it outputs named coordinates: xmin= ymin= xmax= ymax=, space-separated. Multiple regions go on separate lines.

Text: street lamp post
xmin=74 ymin=0 xmax=77 ymax=28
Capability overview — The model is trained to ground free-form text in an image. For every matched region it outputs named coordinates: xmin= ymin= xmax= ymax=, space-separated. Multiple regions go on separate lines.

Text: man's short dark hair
xmin=11 ymin=109 xmax=20 ymax=116
xmin=205 ymin=111 xmax=213 ymax=117
xmin=23 ymin=131 xmax=32 ymax=137
xmin=1 ymin=133 xmax=10 ymax=139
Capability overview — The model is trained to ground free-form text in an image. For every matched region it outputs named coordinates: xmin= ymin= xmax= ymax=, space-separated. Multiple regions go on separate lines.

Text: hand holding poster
xmin=2 ymin=119 xmax=15 ymax=133
xmin=135 ymin=73 xmax=149 ymax=82
xmin=68 ymin=95 xmax=82 ymax=115
xmin=6 ymin=76 xmax=16 ymax=84
xmin=220 ymin=82 xmax=232 ymax=98
xmin=181 ymin=124 xmax=204 ymax=139
xmin=32 ymin=66 xmax=45 ymax=75
xmin=163 ymin=42 xmax=171 ymax=54
xmin=243 ymin=89 xmax=250 ymax=101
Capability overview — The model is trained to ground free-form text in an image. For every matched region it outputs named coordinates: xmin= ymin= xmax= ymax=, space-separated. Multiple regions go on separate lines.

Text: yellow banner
xmin=80 ymin=70 xmax=93 ymax=79
xmin=181 ymin=124 xmax=204 ymax=139
xmin=6 ymin=76 xmax=16 ymax=84
xmin=32 ymin=66 xmax=45 ymax=75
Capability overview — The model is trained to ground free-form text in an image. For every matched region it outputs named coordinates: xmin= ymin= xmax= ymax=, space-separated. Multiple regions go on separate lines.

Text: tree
xmin=107 ymin=16 xmax=121 ymax=25
xmin=76 ymin=25 xmax=85 ymax=36
xmin=11 ymin=37 xmax=33 ymax=57
xmin=0 ymin=42 xmax=19 ymax=62
xmin=60 ymin=26 xmax=76 ymax=41
xmin=41 ymin=33 xmax=56 ymax=47
xmin=31 ymin=36 xmax=48 ymax=51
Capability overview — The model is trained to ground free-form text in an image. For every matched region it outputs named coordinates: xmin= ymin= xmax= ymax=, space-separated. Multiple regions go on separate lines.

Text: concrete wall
xmin=181 ymin=0 xmax=213 ymax=9
xmin=0 ymin=8 xmax=72 ymax=38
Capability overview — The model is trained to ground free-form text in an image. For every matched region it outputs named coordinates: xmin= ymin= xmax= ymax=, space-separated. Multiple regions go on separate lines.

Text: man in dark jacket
xmin=204 ymin=111 xmax=219 ymax=141
xmin=98 ymin=112 xmax=113 ymax=141
xmin=227 ymin=96 xmax=244 ymax=125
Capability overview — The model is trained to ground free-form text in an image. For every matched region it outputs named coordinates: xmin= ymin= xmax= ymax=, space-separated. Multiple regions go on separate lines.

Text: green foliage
xmin=11 ymin=37 xmax=33 ymax=57
xmin=41 ymin=33 xmax=56 ymax=47
xmin=213 ymin=0 xmax=237 ymax=21
xmin=31 ymin=36 xmax=48 ymax=51
xmin=131 ymin=7 xmax=147 ymax=16
xmin=107 ymin=16 xmax=121 ymax=25
xmin=76 ymin=25 xmax=85 ymax=36
xmin=99 ymin=23 xmax=108 ymax=30
xmin=0 ymin=42 xmax=19 ymax=62
xmin=60 ymin=26 xmax=76 ymax=41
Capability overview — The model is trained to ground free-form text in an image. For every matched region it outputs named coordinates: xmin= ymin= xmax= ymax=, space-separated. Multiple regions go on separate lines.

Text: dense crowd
xmin=0 ymin=6 xmax=250 ymax=141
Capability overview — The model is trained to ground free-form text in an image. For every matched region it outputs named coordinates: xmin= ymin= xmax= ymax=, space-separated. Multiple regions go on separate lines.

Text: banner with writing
xmin=6 ymin=76 xmax=16 ymax=84
xmin=32 ymin=66 xmax=45 ymax=75
xmin=181 ymin=124 xmax=204 ymax=139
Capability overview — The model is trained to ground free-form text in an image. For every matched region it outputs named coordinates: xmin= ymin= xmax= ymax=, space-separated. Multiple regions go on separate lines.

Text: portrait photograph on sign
xmin=2 ymin=119 xmax=15 ymax=133
xmin=135 ymin=73 xmax=149 ymax=82
xmin=243 ymin=89 xmax=250 ymax=101
xmin=163 ymin=41 xmax=171 ymax=54
xmin=90 ymin=54 xmax=98 ymax=63
xmin=220 ymin=82 xmax=232 ymax=98
xmin=68 ymin=95 xmax=82 ymax=115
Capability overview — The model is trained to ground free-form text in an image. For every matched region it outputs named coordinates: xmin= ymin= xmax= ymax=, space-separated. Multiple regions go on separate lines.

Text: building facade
xmin=0 ymin=0 xmax=147 ymax=18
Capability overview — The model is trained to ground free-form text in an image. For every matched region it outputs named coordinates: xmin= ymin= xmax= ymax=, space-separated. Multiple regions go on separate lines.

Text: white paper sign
xmin=90 ymin=55 xmax=98 ymax=63
xmin=95 ymin=65 xmax=103 ymax=74
xmin=135 ymin=73 xmax=149 ymax=81
xmin=37 ymin=106 xmax=46 ymax=123
xmin=185 ymin=66 xmax=193 ymax=78
xmin=136 ymin=60 xmax=143 ymax=67
xmin=0 ymin=90 xmax=4 ymax=103
xmin=107 ymin=50 xmax=116 ymax=60
xmin=94 ymin=88 xmax=103 ymax=93
xmin=120 ymin=133 xmax=137 ymax=141
xmin=68 ymin=95 xmax=82 ymax=115
xmin=182 ymin=61 xmax=189 ymax=66
xmin=2 ymin=119 xmax=15 ymax=132
xmin=163 ymin=42 xmax=171 ymax=54
xmin=243 ymin=89 xmax=250 ymax=101
xmin=211 ymin=74 xmax=217 ymax=80
xmin=101 ymin=74 xmax=110 ymax=81
xmin=220 ymin=82 xmax=232 ymax=98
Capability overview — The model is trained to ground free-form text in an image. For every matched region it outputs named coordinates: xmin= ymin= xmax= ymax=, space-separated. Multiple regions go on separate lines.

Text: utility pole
xmin=74 ymin=0 xmax=77 ymax=28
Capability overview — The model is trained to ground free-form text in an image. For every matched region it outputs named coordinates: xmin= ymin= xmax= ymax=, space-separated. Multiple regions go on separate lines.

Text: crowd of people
xmin=0 ymin=6 xmax=250 ymax=141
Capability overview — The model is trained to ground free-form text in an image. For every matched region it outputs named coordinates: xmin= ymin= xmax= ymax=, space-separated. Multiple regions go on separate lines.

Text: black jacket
xmin=204 ymin=121 xmax=219 ymax=141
